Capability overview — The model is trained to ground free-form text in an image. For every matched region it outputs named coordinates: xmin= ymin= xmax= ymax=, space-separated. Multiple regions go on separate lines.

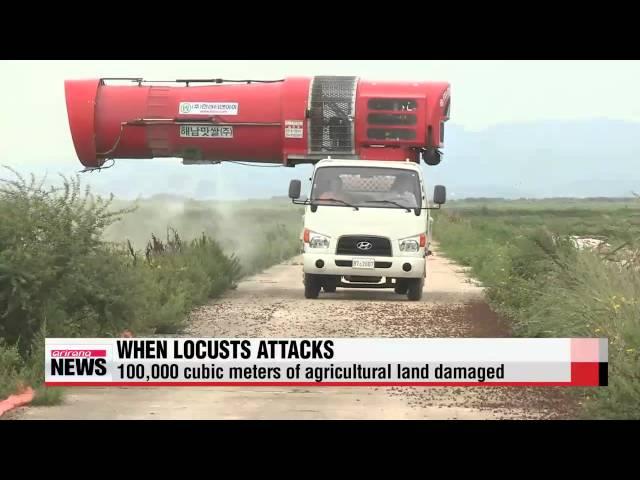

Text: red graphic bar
xmin=571 ymin=362 xmax=602 ymax=386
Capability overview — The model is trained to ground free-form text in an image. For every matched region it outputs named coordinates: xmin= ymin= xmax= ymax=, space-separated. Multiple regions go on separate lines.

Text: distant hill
xmin=428 ymin=119 xmax=640 ymax=198
xmin=5 ymin=118 xmax=639 ymax=199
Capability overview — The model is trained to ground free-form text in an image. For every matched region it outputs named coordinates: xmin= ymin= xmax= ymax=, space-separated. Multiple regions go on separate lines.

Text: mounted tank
xmin=64 ymin=76 xmax=450 ymax=169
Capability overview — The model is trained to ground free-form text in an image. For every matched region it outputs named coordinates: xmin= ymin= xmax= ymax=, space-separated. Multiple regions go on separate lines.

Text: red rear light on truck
xmin=303 ymin=229 xmax=310 ymax=243
xmin=420 ymin=233 xmax=426 ymax=248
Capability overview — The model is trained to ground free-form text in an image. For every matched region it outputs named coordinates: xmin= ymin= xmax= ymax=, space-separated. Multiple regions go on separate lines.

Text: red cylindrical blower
xmin=65 ymin=76 xmax=450 ymax=168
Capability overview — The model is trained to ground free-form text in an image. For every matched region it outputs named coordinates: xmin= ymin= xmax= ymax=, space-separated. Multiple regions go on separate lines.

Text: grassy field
xmin=0 ymin=170 xmax=303 ymax=402
xmin=448 ymin=197 xmax=640 ymax=210
xmin=433 ymin=198 xmax=640 ymax=419
xmin=2 ymin=166 xmax=638 ymax=419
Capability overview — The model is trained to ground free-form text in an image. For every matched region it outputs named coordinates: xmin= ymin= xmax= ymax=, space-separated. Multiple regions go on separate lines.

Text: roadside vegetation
xmin=0 ymin=169 xmax=302 ymax=403
xmin=434 ymin=199 xmax=640 ymax=419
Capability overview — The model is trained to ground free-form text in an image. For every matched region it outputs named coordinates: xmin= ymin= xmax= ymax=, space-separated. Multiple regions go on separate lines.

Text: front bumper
xmin=303 ymin=253 xmax=425 ymax=278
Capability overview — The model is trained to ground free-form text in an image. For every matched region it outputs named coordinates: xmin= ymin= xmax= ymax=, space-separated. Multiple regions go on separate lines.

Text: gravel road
xmin=9 ymin=245 xmax=574 ymax=420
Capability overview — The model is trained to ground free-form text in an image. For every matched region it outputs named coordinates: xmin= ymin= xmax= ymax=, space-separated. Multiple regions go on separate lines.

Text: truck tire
xmin=394 ymin=280 xmax=408 ymax=294
xmin=322 ymin=276 xmax=338 ymax=293
xmin=407 ymin=278 xmax=424 ymax=301
xmin=304 ymin=274 xmax=322 ymax=299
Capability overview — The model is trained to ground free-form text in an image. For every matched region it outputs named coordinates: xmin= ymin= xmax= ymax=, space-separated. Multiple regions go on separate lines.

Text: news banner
xmin=45 ymin=338 xmax=608 ymax=387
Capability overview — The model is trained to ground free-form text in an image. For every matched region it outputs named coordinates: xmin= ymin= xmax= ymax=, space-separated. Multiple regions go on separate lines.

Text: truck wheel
xmin=322 ymin=276 xmax=338 ymax=293
xmin=394 ymin=280 xmax=408 ymax=294
xmin=407 ymin=278 xmax=424 ymax=301
xmin=304 ymin=274 xmax=322 ymax=299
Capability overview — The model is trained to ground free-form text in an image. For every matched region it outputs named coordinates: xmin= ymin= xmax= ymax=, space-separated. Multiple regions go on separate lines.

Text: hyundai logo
xmin=357 ymin=241 xmax=373 ymax=250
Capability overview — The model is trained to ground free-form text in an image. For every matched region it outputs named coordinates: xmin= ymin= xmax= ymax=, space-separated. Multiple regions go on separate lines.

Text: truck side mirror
xmin=288 ymin=179 xmax=301 ymax=199
xmin=433 ymin=185 xmax=446 ymax=205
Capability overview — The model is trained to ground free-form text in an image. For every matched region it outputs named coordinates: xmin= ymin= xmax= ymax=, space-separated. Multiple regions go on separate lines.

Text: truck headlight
xmin=304 ymin=229 xmax=330 ymax=249
xmin=398 ymin=233 xmax=426 ymax=252
xmin=310 ymin=234 xmax=330 ymax=249
xmin=399 ymin=239 xmax=419 ymax=252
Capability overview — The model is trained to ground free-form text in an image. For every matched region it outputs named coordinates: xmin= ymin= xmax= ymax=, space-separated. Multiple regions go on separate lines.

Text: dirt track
xmin=9 ymin=245 xmax=574 ymax=420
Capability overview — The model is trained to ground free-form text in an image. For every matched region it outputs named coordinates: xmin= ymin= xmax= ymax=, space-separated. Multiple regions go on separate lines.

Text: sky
xmin=1 ymin=60 xmax=640 ymax=168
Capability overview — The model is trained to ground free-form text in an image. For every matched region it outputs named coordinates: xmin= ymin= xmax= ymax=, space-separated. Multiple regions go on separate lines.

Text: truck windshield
xmin=310 ymin=166 xmax=421 ymax=209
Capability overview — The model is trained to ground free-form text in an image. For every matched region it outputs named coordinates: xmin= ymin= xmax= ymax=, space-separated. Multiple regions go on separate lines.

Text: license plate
xmin=352 ymin=258 xmax=375 ymax=269
xmin=179 ymin=125 xmax=234 ymax=138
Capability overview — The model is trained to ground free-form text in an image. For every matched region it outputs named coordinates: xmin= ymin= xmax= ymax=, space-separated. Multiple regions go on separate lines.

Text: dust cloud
xmin=103 ymin=191 xmax=304 ymax=272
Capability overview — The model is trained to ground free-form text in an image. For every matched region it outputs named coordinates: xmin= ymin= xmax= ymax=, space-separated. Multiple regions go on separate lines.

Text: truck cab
xmin=288 ymin=158 xmax=446 ymax=300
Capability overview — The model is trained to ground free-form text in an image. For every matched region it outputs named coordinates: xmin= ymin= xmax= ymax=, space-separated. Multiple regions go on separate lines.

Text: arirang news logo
xmin=50 ymin=349 xmax=108 ymax=376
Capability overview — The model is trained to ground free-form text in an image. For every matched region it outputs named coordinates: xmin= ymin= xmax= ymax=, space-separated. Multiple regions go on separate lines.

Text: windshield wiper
xmin=311 ymin=198 xmax=359 ymax=210
xmin=366 ymin=200 xmax=413 ymax=212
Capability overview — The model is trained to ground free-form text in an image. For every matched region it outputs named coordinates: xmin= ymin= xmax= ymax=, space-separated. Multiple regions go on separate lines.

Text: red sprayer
xmin=64 ymin=76 xmax=450 ymax=169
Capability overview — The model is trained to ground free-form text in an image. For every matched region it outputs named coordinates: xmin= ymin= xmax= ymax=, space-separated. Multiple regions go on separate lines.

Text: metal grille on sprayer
xmin=309 ymin=76 xmax=357 ymax=154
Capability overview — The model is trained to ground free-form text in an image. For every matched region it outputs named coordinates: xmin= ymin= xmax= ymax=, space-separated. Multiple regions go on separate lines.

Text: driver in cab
xmin=315 ymin=177 xmax=348 ymax=204
xmin=391 ymin=176 xmax=419 ymax=209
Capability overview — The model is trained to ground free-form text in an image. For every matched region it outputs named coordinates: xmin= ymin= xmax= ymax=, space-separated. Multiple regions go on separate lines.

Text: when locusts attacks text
xmin=117 ymin=339 xmax=335 ymax=360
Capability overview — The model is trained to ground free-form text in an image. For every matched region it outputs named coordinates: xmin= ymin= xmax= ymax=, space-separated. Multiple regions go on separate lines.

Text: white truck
xmin=288 ymin=158 xmax=446 ymax=300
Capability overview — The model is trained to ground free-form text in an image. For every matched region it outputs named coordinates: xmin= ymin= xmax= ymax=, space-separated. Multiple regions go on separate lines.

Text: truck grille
xmin=336 ymin=236 xmax=392 ymax=257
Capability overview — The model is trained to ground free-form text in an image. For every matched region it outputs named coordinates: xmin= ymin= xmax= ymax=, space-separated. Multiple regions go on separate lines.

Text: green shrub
xmin=434 ymin=207 xmax=640 ymax=419
xmin=522 ymin=252 xmax=640 ymax=419
xmin=0 ymin=169 xmax=134 ymax=353
xmin=0 ymin=339 xmax=26 ymax=398
xmin=0 ymin=168 xmax=300 ymax=404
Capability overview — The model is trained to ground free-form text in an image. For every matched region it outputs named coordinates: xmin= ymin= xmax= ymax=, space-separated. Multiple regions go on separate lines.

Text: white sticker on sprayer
xmin=179 ymin=102 xmax=239 ymax=115
xmin=285 ymin=120 xmax=304 ymax=138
